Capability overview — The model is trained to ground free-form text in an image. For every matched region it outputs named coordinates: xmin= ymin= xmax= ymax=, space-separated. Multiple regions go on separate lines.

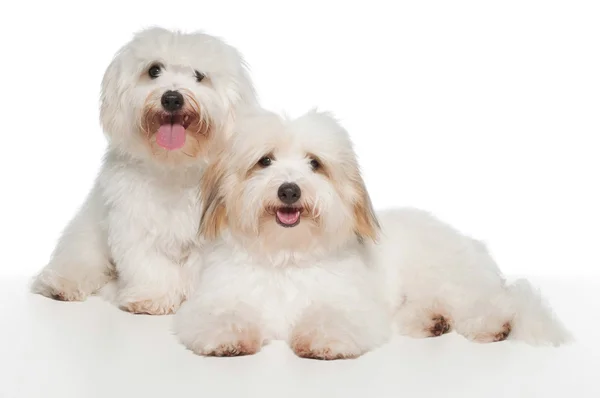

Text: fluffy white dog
xmin=174 ymin=110 xmax=571 ymax=359
xmin=174 ymin=110 xmax=390 ymax=359
xmin=31 ymin=27 xmax=258 ymax=315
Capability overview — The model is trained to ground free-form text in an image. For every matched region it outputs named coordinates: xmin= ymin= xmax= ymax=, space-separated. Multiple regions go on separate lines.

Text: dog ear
xmin=199 ymin=159 xmax=228 ymax=240
xmin=352 ymin=175 xmax=380 ymax=243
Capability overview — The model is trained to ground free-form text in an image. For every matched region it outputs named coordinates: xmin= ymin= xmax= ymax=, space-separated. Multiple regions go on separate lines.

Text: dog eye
xmin=148 ymin=64 xmax=162 ymax=79
xmin=258 ymin=156 xmax=272 ymax=167
xmin=309 ymin=159 xmax=321 ymax=170
xmin=195 ymin=70 xmax=205 ymax=82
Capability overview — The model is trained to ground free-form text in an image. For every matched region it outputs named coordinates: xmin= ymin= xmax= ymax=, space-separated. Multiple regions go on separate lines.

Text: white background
xmin=1 ymin=0 xmax=598 ymax=279
xmin=0 ymin=2 xmax=599 ymax=397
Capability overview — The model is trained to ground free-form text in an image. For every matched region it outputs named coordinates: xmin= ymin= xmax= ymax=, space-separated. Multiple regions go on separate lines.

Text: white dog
xmin=174 ymin=110 xmax=391 ymax=359
xmin=31 ymin=27 xmax=258 ymax=315
xmin=174 ymin=110 xmax=571 ymax=360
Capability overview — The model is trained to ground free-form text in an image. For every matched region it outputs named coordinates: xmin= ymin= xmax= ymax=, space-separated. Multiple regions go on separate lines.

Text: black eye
xmin=195 ymin=70 xmax=205 ymax=82
xmin=258 ymin=156 xmax=272 ymax=167
xmin=310 ymin=158 xmax=321 ymax=170
xmin=148 ymin=64 xmax=161 ymax=79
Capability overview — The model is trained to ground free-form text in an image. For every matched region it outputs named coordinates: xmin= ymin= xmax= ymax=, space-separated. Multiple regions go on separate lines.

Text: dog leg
xmin=290 ymin=304 xmax=389 ymax=360
xmin=454 ymin=314 xmax=513 ymax=343
xmin=115 ymin=254 xmax=187 ymax=315
xmin=174 ymin=300 xmax=263 ymax=357
xmin=31 ymin=186 xmax=113 ymax=301
xmin=450 ymin=288 xmax=514 ymax=343
xmin=393 ymin=299 xmax=453 ymax=338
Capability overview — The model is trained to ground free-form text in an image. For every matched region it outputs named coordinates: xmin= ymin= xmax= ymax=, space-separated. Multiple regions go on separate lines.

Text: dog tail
xmin=505 ymin=278 xmax=573 ymax=346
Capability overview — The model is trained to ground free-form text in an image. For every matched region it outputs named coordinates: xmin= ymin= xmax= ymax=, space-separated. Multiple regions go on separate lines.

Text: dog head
xmin=200 ymin=110 xmax=379 ymax=256
xmin=100 ymin=27 xmax=257 ymax=165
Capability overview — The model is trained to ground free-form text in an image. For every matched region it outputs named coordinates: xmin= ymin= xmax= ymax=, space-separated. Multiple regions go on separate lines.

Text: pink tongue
xmin=276 ymin=209 xmax=301 ymax=225
xmin=156 ymin=124 xmax=186 ymax=150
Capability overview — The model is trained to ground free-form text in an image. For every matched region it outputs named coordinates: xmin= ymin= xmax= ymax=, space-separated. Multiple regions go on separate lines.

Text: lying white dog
xmin=174 ymin=110 xmax=571 ymax=359
xmin=31 ymin=27 xmax=258 ymax=315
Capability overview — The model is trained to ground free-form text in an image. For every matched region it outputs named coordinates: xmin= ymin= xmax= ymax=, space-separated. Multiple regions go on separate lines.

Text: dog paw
xmin=202 ymin=332 xmax=262 ymax=357
xmin=429 ymin=315 xmax=452 ymax=337
xmin=290 ymin=330 xmax=363 ymax=360
xmin=186 ymin=324 xmax=262 ymax=357
xmin=120 ymin=297 xmax=181 ymax=315
xmin=396 ymin=312 xmax=453 ymax=338
xmin=31 ymin=273 xmax=89 ymax=302
xmin=469 ymin=322 xmax=512 ymax=343
xmin=394 ymin=300 xmax=454 ymax=339
xmin=52 ymin=290 xmax=87 ymax=302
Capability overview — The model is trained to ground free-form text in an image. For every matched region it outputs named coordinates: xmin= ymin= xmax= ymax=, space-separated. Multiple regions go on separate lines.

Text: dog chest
xmin=103 ymin=167 xmax=203 ymax=262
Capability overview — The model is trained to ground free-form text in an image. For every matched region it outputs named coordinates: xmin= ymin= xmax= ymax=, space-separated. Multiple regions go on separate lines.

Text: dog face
xmin=200 ymin=110 xmax=379 ymax=255
xmin=100 ymin=27 xmax=257 ymax=165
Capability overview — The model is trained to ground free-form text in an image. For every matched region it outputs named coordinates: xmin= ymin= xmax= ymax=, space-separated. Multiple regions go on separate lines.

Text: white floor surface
xmin=1 ymin=276 xmax=598 ymax=398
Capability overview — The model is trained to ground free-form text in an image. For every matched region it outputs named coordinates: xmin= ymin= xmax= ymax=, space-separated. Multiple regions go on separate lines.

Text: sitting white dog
xmin=174 ymin=110 xmax=571 ymax=360
xmin=31 ymin=27 xmax=258 ymax=315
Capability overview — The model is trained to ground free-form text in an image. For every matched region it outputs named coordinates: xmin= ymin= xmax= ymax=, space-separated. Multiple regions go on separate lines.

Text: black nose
xmin=278 ymin=182 xmax=301 ymax=205
xmin=161 ymin=90 xmax=184 ymax=112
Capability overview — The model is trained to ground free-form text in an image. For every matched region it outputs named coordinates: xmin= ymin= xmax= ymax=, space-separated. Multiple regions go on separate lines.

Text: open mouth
xmin=156 ymin=113 xmax=193 ymax=151
xmin=275 ymin=207 xmax=302 ymax=228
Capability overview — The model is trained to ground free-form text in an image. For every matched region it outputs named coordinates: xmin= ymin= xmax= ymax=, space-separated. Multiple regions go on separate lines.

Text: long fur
xmin=31 ymin=27 xmax=258 ymax=315
xmin=369 ymin=207 xmax=572 ymax=346
xmin=505 ymin=279 xmax=573 ymax=345
xmin=175 ymin=109 xmax=571 ymax=360
xmin=175 ymin=110 xmax=390 ymax=360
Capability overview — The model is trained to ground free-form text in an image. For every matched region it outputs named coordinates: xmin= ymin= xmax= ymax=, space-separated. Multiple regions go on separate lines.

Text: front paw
xmin=290 ymin=329 xmax=364 ymax=360
xmin=290 ymin=312 xmax=369 ymax=360
xmin=290 ymin=306 xmax=389 ymax=360
xmin=119 ymin=295 xmax=183 ymax=315
xmin=199 ymin=328 xmax=262 ymax=357
xmin=31 ymin=272 xmax=89 ymax=302
xmin=176 ymin=312 xmax=263 ymax=357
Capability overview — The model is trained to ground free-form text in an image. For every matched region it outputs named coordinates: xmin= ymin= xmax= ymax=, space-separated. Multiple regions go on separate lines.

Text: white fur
xmin=175 ymin=235 xmax=391 ymax=358
xmin=175 ymin=110 xmax=571 ymax=359
xmin=175 ymin=110 xmax=390 ymax=359
xmin=31 ymin=27 xmax=258 ymax=314
xmin=369 ymin=208 xmax=573 ymax=346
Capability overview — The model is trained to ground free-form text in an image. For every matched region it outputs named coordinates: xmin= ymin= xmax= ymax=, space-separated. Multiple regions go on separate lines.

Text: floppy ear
xmin=352 ymin=174 xmax=380 ymax=243
xmin=199 ymin=159 xmax=228 ymax=240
